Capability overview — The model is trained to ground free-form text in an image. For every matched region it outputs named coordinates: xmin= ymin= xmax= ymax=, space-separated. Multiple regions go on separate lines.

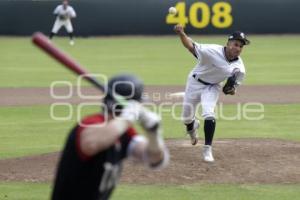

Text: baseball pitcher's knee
xmin=202 ymin=112 xmax=215 ymax=119
xmin=182 ymin=116 xmax=194 ymax=126
xmin=204 ymin=116 xmax=215 ymax=120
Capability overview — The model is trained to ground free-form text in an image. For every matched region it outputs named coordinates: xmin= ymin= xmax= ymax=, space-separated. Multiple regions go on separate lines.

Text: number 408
xmin=166 ymin=2 xmax=233 ymax=29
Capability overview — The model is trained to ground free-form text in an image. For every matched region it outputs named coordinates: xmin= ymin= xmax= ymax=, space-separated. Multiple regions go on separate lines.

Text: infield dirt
xmin=0 ymin=139 xmax=299 ymax=184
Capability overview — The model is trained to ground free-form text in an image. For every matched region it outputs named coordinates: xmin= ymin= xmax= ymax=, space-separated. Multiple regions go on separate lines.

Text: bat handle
xmin=86 ymin=76 xmax=105 ymax=91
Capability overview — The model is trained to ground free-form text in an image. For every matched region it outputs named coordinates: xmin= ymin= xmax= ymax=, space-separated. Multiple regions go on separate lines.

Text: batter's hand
xmin=174 ymin=24 xmax=184 ymax=34
xmin=139 ymin=108 xmax=161 ymax=132
xmin=119 ymin=100 xmax=142 ymax=123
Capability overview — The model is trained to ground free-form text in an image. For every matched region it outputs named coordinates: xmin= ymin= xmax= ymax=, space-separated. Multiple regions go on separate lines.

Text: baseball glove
xmin=59 ymin=14 xmax=68 ymax=20
xmin=223 ymin=75 xmax=237 ymax=95
xmin=223 ymin=68 xmax=241 ymax=95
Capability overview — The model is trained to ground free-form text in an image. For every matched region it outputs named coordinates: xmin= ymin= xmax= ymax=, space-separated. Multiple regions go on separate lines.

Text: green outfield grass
xmin=113 ymin=184 xmax=300 ymax=200
xmin=0 ymin=105 xmax=99 ymax=159
xmin=1 ymin=182 xmax=300 ymax=200
xmin=0 ymin=182 xmax=51 ymax=200
xmin=0 ymin=35 xmax=300 ymax=87
xmin=0 ymin=104 xmax=299 ymax=159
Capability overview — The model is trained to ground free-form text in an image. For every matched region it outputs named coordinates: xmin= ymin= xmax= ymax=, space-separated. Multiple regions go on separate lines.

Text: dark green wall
xmin=0 ymin=0 xmax=299 ymax=35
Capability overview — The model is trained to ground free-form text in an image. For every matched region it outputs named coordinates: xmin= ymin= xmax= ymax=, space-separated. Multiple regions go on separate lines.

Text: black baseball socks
xmin=204 ymin=118 xmax=216 ymax=145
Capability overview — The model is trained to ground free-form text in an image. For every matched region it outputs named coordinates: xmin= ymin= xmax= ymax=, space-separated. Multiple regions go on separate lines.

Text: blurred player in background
xmin=49 ymin=0 xmax=76 ymax=45
xmin=51 ymin=74 xmax=169 ymax=200
xmin=174 ymin=24 xmax=249 ymax=162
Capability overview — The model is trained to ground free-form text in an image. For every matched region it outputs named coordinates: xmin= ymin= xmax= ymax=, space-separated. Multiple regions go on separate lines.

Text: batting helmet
xmin=104 ymin=74 xmax=144 ymax=115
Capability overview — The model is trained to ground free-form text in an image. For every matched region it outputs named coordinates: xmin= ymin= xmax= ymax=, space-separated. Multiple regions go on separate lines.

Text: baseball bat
xmin=32 ymin=32 xmax=105 ymax=92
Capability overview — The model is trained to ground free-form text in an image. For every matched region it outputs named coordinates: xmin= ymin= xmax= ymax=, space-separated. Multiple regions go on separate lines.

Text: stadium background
xmin=0 ymin=0 xmax=300 ymax=199
xmin=1 ymin=0 xmax=300 ymax=35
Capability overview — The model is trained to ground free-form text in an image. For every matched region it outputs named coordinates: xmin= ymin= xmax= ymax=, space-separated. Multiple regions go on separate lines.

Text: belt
xmin=192 ymin=74 xmax=212 ymax=85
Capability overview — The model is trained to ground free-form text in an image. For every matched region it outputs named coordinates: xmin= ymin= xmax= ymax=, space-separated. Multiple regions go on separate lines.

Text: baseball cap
xmin=228 ymin=31 xmax=250 ymax=45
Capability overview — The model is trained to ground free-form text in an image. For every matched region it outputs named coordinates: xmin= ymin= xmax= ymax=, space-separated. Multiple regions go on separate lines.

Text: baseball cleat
xmin=187 ymin=119 xmax=199 ymax=145
xmin=203 ymin=145 xmax=214 ymax=162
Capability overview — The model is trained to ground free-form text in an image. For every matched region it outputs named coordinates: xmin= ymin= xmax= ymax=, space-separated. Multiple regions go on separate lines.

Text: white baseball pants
xmin=182 ymin=72 xmax=221 ymax=124
xmin=51 ymin=18 xmax=73 ymax=33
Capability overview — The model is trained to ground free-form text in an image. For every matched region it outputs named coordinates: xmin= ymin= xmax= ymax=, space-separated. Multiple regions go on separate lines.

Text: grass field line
xmin=0 ymin=145 xmax=60 ymax=152
xmin=13 ymin=145 xmax=60 ymax=150
xmin=0 ymin=121 xmax=72 ymax=126
xmin=0 ymin=67 xmax=62 ymax=71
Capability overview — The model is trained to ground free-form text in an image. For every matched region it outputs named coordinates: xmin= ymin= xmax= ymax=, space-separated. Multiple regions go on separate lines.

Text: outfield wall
xmin=0 ymin=0 xmax=299 ymax=35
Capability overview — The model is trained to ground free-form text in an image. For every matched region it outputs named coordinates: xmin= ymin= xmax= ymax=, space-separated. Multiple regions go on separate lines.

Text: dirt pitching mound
xmin=0 ymin=139 xmax=299 ymax=184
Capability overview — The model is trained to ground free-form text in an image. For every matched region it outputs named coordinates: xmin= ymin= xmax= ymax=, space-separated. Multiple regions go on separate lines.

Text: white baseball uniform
xmin=182 ymin=43 xmax=246 ymax=123
xmin=51 ymin=4 xmax=76 ymax=34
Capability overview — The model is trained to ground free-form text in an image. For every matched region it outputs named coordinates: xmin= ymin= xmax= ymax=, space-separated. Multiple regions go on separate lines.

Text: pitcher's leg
xmin=204 ymin=117 xmax=216 ymax=145
xmin=201 ymin=85 xmax=220 ymax=162
xmin=201 ymin=85 xmax=220 ymax=144
xmin=182 ymin=77 xmax=202 ymax=145
xmin=182 ymin=95 xmax=200 ymax=145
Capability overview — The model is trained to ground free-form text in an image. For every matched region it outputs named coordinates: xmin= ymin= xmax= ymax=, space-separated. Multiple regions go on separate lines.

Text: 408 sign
xmin=166 ymin=1 xmax=233 ymax=29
